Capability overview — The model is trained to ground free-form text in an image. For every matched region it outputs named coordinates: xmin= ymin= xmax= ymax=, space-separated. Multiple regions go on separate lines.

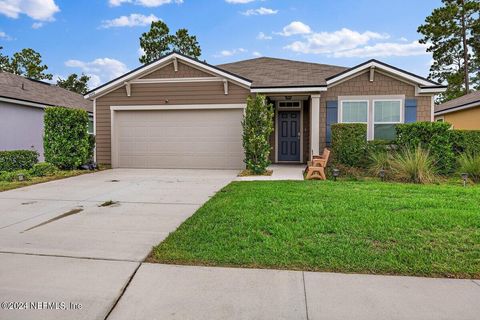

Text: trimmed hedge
xmin=44 ymin=107 xmax=90 ymax=170
xmin=87 ymin=135 xmax=95 ymax=162
xmin=396 ymin=122 xmax=480 ymax=174
xmin=31 ymin=162 xmax=58 ymax=177
xmin=0 ymin=169 xmax=31 ymax=182
xmin=0 ymin=150 xmax=39 ymax=172
xmin=396 ymin=122 xmax=455 ymax=174
xmin=332 ymin=121 xmax=480 ymax=175
xmin=450 ymin=130 xmax=480 ymax=155
xmin=331 ymin=123 xmax=367 ymax=167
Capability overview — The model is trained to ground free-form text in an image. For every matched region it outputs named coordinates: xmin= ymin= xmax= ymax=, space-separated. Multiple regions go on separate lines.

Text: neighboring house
xmin=0 ymin=71 xmax=93 ymax=160
xmin=85 ymin=52 xmax=446 ymax=169
xmin=434 ymin=91 xmax=480 ymax=129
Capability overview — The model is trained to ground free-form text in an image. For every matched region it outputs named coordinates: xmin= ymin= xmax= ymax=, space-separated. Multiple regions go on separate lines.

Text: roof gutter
xmin=0 ymin=96 xmax=93 ymax=115
xmin=0 ymin=96 xmax=45 ymax=109
xmin=251 ymin=86 xmax=327 ymax=93
xmin=417 ymin=86 xmax=448 ymax=94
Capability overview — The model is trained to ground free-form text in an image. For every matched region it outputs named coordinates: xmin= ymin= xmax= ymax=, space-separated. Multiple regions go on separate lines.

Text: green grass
xmin=151 ymin=180 xmax=480 ymax=279
xmin=0 ymin=170 xmax=92 ymax=192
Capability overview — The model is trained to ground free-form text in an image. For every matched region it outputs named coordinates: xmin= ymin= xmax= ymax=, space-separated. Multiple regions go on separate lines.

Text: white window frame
xmin=338 ymin=96 xmax=405 ymax=140
xmin=339 ymin=100 xmax=369 ymax=124
xmin=372 ymin=99 xmax=403 ymax=140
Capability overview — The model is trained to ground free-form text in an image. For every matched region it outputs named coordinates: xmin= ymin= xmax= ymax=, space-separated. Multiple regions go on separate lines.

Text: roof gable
xmin=140 ymin=60 xmax=214 ymax=79
xmin=326 ymin=59 xmax=443 ymax=88
xmin=85 ymin=52 xmax=252 ymax=100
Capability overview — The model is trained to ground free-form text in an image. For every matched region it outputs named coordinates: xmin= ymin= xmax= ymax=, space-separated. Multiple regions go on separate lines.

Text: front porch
xmin=265 ymin=93 xmax=322 ymax=164
xmin=236 ymin=164 xmax=305 ymax=181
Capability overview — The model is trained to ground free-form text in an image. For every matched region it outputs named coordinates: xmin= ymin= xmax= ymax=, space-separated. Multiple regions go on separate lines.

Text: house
xmin=434 ymin=91 xmax=480 ymax=129
xmin=84 ymin=52 xmax=446 ymax=169
xmin=0 ymin=71 xmax=93 ymax=160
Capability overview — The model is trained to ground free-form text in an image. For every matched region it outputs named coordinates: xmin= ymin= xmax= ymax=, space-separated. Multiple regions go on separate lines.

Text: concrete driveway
xmin=0 ymin=169 xmax=237 ymax=319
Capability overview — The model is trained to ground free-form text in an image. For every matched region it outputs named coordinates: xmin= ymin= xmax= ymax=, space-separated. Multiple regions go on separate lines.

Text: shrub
xmin=0 ymin=169 xmax=31 ymax=182
xmin=242 ymin=95 xmax=274 ymax=174
xmin=389 ymin=146 xmax=436 ymax=184
xmin=450 ymin=130 xmax=480 ymax=155
xmin=331 ymin=123 xmax=367 ymax=167
xmin=366 ymin=140 xmax=393 ymax=155
xmin=396 ymin=122 xmax=454 ymax=174
xmin=0 ymin=150 xmax=39 ymax=172
xmin=87 ymin=135 xmax=96 ymax=162
xmin=457 ymin=153 xmax=480 ymax=183
xmin=44 ymin=107 xmax=90 ymax=170
xmin=31 ymin=162 xmax=58 ymax=177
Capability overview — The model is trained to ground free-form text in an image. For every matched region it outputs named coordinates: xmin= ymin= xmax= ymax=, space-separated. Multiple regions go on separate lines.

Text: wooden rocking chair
xmin=305 ymin=148 xmax=330 ymax=180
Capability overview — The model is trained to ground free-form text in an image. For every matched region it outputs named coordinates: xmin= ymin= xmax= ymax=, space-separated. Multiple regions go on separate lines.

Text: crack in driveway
xmin=22 ymin=207 xmax=83 ymax=232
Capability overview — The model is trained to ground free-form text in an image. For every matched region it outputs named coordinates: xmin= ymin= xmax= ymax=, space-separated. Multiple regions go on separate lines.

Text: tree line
xmin=0 ymin=20 xmax=200 ymax=95
xmin=0 ymin=0 xmax=478 ymax=102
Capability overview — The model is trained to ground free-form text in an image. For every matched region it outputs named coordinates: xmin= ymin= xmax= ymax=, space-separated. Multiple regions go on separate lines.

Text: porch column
xmin=310 ymin=94 xmax=321 ymax=157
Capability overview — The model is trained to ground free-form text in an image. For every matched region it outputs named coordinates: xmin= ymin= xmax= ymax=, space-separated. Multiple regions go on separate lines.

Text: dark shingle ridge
xmin=217 ymin=57 xmax=347 ymax=87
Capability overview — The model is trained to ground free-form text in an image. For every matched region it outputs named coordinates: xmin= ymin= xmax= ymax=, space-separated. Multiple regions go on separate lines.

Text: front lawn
xmin=0 ymin=170 xmax=92 ymax=192
xmin=151 ymin=180 xmax=480 ymax=279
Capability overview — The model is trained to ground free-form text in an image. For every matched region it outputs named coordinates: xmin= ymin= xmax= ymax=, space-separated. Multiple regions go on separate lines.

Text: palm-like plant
xmin=389 ymin=146 xmax=437 ymax=184
xmin=368 ymin=151 xmax=391 ymax=177
xmin=458 ymin=153 xmax=480 ymax=183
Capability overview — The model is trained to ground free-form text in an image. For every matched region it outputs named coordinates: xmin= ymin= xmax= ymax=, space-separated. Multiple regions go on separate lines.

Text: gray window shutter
xmin=405 ymin=99 xmax=417 ymax=123
xmin=326 ymin=100 xmax=338 ymax=146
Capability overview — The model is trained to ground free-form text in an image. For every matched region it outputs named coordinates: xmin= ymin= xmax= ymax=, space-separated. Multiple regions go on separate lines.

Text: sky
xmin=0 ymin=0 xmax=442 ymax=88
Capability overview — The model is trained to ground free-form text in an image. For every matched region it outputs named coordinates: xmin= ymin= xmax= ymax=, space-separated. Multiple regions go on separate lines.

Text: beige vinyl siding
xmin=95 ymin=64 xmax=249 ymax=164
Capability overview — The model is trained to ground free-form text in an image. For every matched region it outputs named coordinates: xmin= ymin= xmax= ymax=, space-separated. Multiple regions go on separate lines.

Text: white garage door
xmin=113 ymin=108 xmax=244 ymax=169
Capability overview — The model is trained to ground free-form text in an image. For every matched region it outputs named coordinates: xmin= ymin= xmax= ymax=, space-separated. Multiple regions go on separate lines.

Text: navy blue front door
xmin=278 ymin=111 xmax=300 ymax=161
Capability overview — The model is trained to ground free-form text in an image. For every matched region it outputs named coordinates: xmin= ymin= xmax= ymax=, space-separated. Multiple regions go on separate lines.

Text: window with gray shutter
xmin=326 ymin=100 xmax=338 ymax=146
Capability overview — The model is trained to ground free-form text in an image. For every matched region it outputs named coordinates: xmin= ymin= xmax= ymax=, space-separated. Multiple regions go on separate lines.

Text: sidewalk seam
xmin=104 ymin=262 xmax=142 ymax=320
xmin=0 ymin=251 xmax=140 ymax=263
xmin=471 ymin=280 xmax=480 ymax=288
xmin=302 ymin=271 xmax=310 ymax=320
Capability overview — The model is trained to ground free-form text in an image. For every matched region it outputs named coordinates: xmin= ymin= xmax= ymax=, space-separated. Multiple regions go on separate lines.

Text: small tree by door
xmin=242 ymin=95 xmax=274 ymax=174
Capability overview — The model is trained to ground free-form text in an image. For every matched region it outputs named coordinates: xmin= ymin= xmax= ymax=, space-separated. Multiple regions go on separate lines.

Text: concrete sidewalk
xmin=108 ymin=264 xmax=480 ymax=320
xmin=235 ymin=164 xmax=305 ymax=181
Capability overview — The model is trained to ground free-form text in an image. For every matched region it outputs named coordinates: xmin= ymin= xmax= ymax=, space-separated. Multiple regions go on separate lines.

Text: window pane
xmin=374 ymin=124 xmax=397 ymax=141
xmin=342 ymin=101 xmax=368 ymax=123
xmin=374 ymin=101 xmax=401 ymax=122
xmin=88 ymin=119 xmax=94 ymax=134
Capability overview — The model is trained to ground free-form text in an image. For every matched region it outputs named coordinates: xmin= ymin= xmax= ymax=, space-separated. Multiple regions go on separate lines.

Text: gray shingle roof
xmin=217 ymin=57 xmax=347 ymax=88
xmin=0 ymin=71 xmax=92 ymax=113
xmin=435 ymin=91 xmax=480 ymax=114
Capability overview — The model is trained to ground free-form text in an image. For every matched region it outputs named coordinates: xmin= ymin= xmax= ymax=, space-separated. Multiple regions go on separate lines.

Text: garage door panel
xmin=117 ymin=154 xmax=242 ymax=169
xmin=114 ymin=109 xmax=244 ymax=169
